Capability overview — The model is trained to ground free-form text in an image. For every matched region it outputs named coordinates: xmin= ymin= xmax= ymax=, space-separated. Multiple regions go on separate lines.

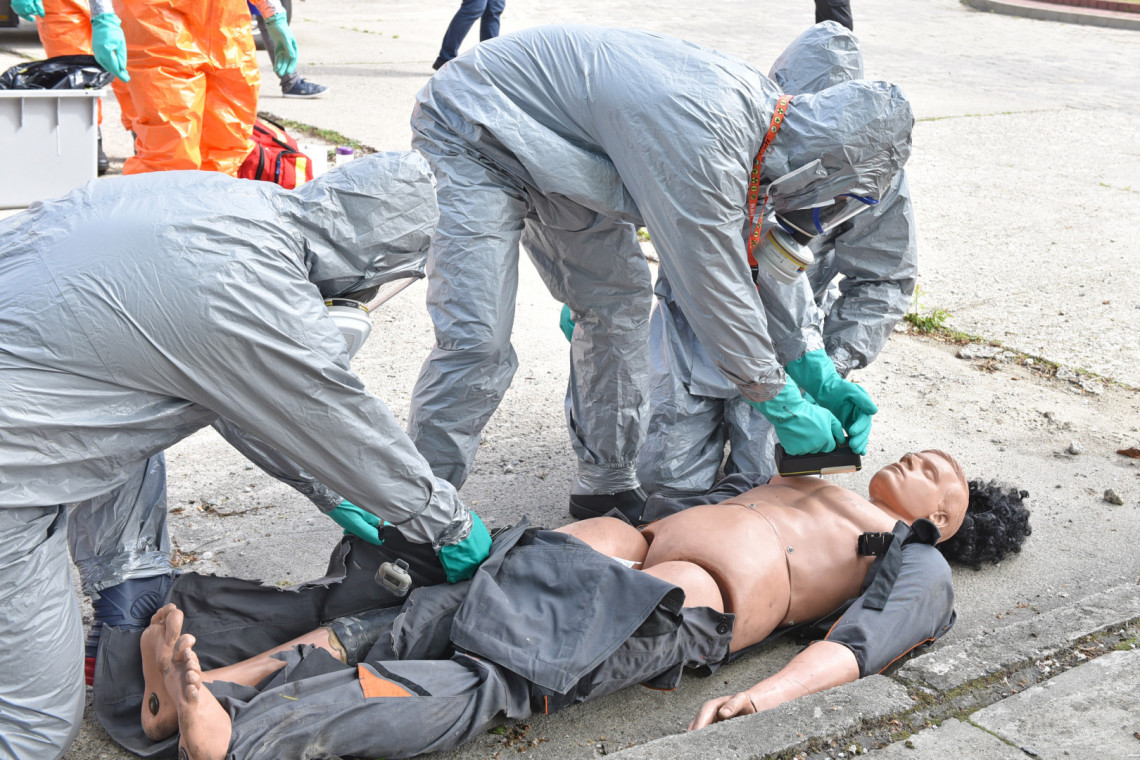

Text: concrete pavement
xmin=1 ymin=0 xmax=1138 ymax=758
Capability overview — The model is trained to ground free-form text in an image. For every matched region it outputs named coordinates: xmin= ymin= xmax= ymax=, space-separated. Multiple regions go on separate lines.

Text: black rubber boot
xmin=85 ymin=574 xmax=173 ymax=685
xmin=568 ymin=487 xmax=649 ymax=525
xmin=97 ymin=128 xmax=109 ymax=175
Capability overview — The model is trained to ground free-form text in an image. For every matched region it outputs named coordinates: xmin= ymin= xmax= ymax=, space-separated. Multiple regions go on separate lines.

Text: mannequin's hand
xmin=688 ymin=690 xmax=758 ymax=731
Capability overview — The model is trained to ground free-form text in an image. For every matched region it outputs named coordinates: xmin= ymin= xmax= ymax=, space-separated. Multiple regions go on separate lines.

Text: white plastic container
xmin=334 ymin=146 xmax=355 ymax=167
xmin=299 ymin=142 xmax=329 ymax=177
xmin=0 ymin=88 xmax=104 ymax=209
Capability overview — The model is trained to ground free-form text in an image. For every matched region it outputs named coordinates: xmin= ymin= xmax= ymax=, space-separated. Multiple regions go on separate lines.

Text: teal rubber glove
xmin=265 ymin=13 xmax=299 ymax=78
xmin=784 ymin=349 xmax=877 ymax=454
xmin=559 ymin=304 xmax=576 ymax=342
xmin=437 ymin=512 xmax=491 ymax=583
xmin=749 ymin=378 xmax=844 ymax=455
xmin=91 ymin=13 xmax=130 ymax=83
xmin=12 ymin=0 xmax=44 ymax=23
xmin=327 ymin=500 xmax=385 ymax=545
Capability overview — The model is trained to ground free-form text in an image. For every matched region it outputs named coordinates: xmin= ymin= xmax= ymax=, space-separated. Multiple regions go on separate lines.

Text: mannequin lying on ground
xmin=123 ymin=451 xmax=1030 ymax=760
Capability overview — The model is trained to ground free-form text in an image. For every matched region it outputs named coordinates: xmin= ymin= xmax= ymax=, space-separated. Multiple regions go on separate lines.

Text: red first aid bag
xmin=239 ymin=117 xmax=314 ymax=189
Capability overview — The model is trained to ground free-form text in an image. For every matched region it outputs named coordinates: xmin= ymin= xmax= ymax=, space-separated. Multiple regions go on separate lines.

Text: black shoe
xmin=97 ymin=132 xmax=109 ymax=176
xmin=432 ymin=56 xmax=449 ymax=71
xmin=282 ymin=77 xmax=329 ymax=98
xmin=568 ymin=487 xmax=648 ymax=525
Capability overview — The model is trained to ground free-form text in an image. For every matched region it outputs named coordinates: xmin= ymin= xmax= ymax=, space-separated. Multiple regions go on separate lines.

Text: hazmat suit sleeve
xmin=616 ymin=148 xmax=788 ymax=404
xmin=816 ymin=171 xmax=917 ymax=376
xmin=751 ymin=264 xmax=826 ymax=366
xmin=160 ymin=276 xmax=469 ymax=549
xmin=211 ymin=418 xmax=343 ymax=514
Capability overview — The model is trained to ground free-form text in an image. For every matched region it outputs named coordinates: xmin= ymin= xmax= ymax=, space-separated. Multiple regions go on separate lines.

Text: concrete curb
xmin=607 ymin=677 xmax=912 ymax=760
xmin=608 ymin=583 xmax=1140 ymax=759
xmin=963 ymin=0 xmax=1140 ymax=30
xmin=899 ymin=581 xmax=1140 ymax=692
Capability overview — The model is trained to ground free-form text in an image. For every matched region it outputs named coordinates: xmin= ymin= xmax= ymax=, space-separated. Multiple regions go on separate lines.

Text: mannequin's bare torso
xmin=562 ymin=475 xmax=901 ymax=652
xmin=641 ymin=476 xmax=897 ymax=649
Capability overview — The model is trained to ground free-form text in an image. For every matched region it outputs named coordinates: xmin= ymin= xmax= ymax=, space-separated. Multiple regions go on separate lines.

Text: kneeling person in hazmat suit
xmin=97 ymin=450 xmax=1029 ymax=759
xmin=0 ymin=155 xmax=491 ymax=760
xmin=638 ymin=22 xmax=919 ymax=499
xmin=406 ymin=24 xmax=913 ymax=525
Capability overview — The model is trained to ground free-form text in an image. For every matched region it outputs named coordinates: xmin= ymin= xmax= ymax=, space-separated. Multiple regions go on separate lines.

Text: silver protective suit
xmin=407 ymin=24 xmax=913 ymax=494
xmin=0 ymin=153 xmax=477 ymax=758
xmin=638 ymin=22 xmax=919 ymax=497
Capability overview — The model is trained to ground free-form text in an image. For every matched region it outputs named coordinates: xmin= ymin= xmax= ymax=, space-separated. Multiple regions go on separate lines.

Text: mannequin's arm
xmin=689 ymin=641 xmax=858 ymax=730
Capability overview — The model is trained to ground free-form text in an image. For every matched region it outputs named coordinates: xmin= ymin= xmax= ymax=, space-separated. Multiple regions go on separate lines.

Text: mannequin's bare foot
xmin=167 ymin=633 xmax=231 ymax=760
xmin=140 ymin=603 xmax=180 ymax=740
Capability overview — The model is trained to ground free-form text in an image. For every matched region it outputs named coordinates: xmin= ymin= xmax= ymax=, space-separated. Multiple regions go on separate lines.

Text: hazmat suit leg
xmin=522 ymin=212 xmax=652 ymax=495
xmin=637 ymin=301 xmax=730 ymax=497
xmin=66 ymin=453 xmax=174 ymax=597
xmin=116 ymin=0 xmax=258 ymax=174
xmin=0 ymin=506 xmax=85 ymax=760
xmin=407 ymin=147 xmax=529 ymax=488
xmin=120 ymin=56 xmax=208 ymax=173
xmin=197 ymin=58 xmax=260 ymax=175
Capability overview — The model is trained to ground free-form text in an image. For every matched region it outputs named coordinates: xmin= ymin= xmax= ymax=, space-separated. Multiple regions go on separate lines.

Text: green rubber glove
xmin=749 ymin=378 xmax=844 ymax=455
xmin=12 ymin=0 xmax=44 ymax=23
xmin=327 ymin=500 xmax=385 ymax=545
xmin=91 ymin=13 xmax=130 ymax=83
xmin=437 ymin=512 xmax=491 ymax=583
xmin=784 ymin=349 xmax=877 ymax=454
xmin=559 ymin=304 xmax=576 ymax=342
xmin=265 ymin=12 xmax=299 ymax=78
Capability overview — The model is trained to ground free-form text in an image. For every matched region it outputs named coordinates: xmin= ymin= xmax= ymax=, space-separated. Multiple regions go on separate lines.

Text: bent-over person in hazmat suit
xmin=405 ymin=24 xmax=914 ymax=525
xmin=638 ymin=22 xmax=919 ymax=499
xmin=0 ymin=155 xmax=492 ymax=760
xmin=92 ymin=450 xmax=1029 ymax=759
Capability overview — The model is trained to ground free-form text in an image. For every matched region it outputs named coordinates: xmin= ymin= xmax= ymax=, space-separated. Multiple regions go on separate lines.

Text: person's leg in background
xmin=814 ymin=0 xmax=853 ymax=30
xmin=253 ymin=0 xmax=328 ymax=98
xmin=433 ymin=0 xmax=489 ymax=70
xmin=406 ymin=141 xmax=529 ymax=489
xmin=479 ymin=0 xmax=504 ymax=41
xmin=522 ymin=211 xmax=653 ymax=521
xmin=68 ymin=454 xmax=175 ymax=685
xmin=0 ymin=506 xmax=86 ymax=760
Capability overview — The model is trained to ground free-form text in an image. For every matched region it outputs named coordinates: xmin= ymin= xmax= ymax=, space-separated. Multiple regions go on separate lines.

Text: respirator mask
xmin=775 ymin=193 xmax=878 ymax=240
xmin=325 ymin=276 xmax=418 ymax=359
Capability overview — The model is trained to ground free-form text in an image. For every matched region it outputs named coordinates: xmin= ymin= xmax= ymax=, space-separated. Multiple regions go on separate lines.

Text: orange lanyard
xmin=746 ymin=94 xmax=794 ymax=266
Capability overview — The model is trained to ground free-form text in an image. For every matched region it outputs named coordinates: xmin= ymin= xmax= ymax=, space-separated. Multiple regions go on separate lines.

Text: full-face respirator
xmin=325 ymin=276 xmax=418 ymax=359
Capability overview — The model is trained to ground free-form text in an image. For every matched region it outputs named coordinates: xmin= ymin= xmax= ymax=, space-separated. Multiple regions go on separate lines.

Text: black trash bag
xmin=0 ymin=55 xmax=114 ymax=90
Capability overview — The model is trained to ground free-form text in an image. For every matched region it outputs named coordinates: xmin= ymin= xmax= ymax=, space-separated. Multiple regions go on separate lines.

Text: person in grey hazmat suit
xmin=637 ymin=22 xmax=919 ymax=498
xmin=406 ymin=24 xmax=914 ymax=522
xmin=0 ymin=154 xmax=491 ymax=760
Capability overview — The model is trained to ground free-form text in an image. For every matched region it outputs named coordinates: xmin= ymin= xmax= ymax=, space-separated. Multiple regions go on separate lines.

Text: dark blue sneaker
xmin=282 ymin=78 xmax=329 ymax=98
xmin=85 ymin=574 xmax=173 ymax=685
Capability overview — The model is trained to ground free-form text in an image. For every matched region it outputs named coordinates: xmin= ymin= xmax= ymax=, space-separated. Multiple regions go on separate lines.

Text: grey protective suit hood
xmin=769 ymin=20 xmax=864 ymax=95
xmin=284 ymin=156 xmax=435 ymax=297
xmin=762 ymin=79 xmax=913 ymax=215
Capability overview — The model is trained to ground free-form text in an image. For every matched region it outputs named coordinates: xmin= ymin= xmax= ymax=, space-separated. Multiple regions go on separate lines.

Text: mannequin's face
xmin=867 ymin=450 xmax=968 ymax=541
